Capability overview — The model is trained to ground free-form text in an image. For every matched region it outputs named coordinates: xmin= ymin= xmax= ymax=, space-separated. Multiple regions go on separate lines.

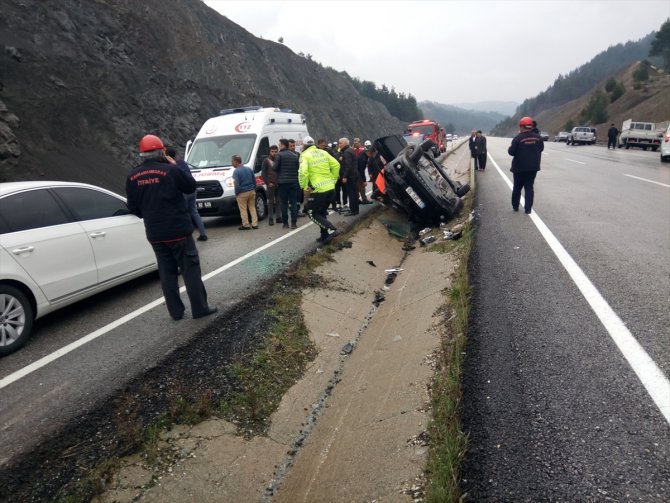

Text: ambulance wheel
xmin=255 ymin=190 xmax=267 ymax=220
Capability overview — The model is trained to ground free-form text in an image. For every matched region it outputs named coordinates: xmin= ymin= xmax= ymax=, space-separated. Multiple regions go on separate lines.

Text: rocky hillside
xmin=0 ymin=0 xmax=404 ymax=193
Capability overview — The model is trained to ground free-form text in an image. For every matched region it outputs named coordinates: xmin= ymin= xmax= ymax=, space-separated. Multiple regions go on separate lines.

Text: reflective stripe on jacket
xmin=298 ymin=146 xmax=340 ymax=193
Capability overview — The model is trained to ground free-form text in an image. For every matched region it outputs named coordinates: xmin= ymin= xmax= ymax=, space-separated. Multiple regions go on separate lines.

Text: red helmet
xmin=519 ymin=117 xmax=534 ymax=129
xmin=139 ymin=134 xmax=164 ymax=153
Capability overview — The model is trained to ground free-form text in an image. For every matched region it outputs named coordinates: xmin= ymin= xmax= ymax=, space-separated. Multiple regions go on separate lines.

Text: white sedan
xmin=0 ymin=181 xmax=157 ymax=355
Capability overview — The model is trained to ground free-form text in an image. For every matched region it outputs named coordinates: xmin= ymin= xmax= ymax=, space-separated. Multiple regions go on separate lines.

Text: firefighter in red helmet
xmin=126 ymin=134 xmax=217 ymax=321
xmin=507 ymin=117 xmax=544 ymax=214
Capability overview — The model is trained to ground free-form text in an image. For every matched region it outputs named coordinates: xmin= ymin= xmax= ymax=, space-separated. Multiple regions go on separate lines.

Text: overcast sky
xmin=204 ymin=0 xmax=669 ymax=106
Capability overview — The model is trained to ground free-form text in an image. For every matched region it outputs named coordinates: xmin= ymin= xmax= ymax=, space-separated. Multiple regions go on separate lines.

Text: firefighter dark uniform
xmin=508 ymin=117 xmax=544 ymax=214
xmin=126 ymin=135 xmax=216 ymax=320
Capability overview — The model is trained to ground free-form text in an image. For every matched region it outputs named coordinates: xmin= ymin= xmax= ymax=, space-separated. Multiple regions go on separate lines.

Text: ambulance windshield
xmin=187 ymin=134 xmax=256 ymax=168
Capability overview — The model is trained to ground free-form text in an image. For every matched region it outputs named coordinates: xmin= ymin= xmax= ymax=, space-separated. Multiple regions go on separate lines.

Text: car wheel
xmin=0 ymin=285 xmax=34 ymax=356
xmin=661 ymin=155 xmax=670 ymax=163
xmin=255 ymin=190 xmax=267 ymax=220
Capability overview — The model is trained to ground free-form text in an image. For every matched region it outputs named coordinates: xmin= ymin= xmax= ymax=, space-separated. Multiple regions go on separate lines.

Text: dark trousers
xmin=185 ymin=194 xmax=207 ymax=237
xmin=266 ymin=184 xmax=279 ymax=221
xmin=607 ymin=137 xmax=617 ymax=149
xmin=278 ymin=182 xmax=299 ymax=225
xmin=151 ymin=235 xmax=209 ymax=319
xmin=345 ymin=178 xmax=360 ymax=214
xmin=512 ymin=171 xmax=538 ymax=212
xmin=333 ymin=178 xmax=347 ymax=208
xmin=476 ymin=153 xmax=487 ymax=170
xmin=306 ymin=190 xmax=337 ymax=238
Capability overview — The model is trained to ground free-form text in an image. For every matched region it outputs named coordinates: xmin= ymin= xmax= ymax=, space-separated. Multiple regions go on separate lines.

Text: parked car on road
xmin=0 ymin=181 xmax=158 ymax=355
xmin=567 ymin=126 xmax=596 ymax=145
xmin=661 ymin=124 xmax=670 ymax=163
xmin=540 ymin=131 xmax=549 ymax=141
xmin=555 ymin=132 xmax=570 ymax=142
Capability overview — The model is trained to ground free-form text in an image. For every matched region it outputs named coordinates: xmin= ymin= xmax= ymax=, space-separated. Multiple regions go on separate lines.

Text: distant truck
xmin=618 ymin=119 xmax=664 ymax=151
xmin=405 ymin=119 xmax=446 ymax=156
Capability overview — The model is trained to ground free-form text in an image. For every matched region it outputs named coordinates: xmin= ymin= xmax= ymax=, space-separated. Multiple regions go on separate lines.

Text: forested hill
xmin=516 ymin=33 xmax=658 ymax=118
xmin=0 ymin=0 xmax=405 ymax=193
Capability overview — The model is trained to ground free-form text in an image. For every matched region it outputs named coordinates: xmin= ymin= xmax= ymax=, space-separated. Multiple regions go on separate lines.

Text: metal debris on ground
xmin=418 ymin=227 xmax=432 ymax=237
xmin=419 ymin=235 xmax=436 ymax=245
xmin=340 ymin=342 xmax=354 ymax=355
xmin=373 ymin=290 xmax=386 ymax=306
xmin=384 ymin=267 xmax=403 ymax=273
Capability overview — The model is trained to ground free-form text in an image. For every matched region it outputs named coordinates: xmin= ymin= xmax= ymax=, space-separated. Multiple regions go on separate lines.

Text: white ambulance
xmin=184 ymin=106 xmax=310 ymax=219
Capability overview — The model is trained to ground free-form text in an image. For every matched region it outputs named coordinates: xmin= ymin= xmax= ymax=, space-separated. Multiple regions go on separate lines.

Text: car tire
xmin=254 ymin=190 xmax=267 ymax=221
xmin=0 ymin=285 xmax=34 ymax=356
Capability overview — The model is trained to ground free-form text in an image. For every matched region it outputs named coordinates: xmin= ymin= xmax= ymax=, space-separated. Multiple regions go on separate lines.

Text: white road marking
xmin=565 ymin=158 xmax=586 ymax=165
xmin=1 ymin=220 xmax=315 ymax=390
xmin=0 ymin=190 xmax=378 ymax=390
xmin=624 ymin=174 xmax=670 ymax=188
xmin=490 ymin=156 xmax=670 ymax=425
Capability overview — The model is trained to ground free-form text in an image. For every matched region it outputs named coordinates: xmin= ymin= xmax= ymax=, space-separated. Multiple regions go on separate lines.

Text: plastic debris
xmin=373 ymin=290 xmax=386 ymax=306
xmin=326 ymin=332 xmax=341 ymax=338
xmin=419 ymin=235 xmax=436 ymax=245
xmin=341 ymin=342 xmax=354 ymax=355
xmin=384 ymin=267 xmax=404 ymax=273
xmin=418 ymin=227 xmax=432 ymax=237
xmin=385 ymin=273 xmax=397 ymax=285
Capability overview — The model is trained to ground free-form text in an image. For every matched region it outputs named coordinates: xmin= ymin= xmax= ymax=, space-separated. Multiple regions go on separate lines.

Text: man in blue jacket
xmin=126 ymin=134 xmax=216 ymax=321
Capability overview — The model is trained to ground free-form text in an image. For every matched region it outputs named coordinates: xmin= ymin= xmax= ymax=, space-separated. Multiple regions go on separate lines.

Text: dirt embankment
xmin=91 ymin=152 xmax=472 ymax=503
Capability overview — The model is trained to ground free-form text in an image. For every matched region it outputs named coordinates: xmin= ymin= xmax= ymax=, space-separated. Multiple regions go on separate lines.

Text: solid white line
xmin=490 ymin=155 xmax=670 ymax=425
xmin=0 ymin=220 xmax=316 ymax=390
xmin=565 ymin=158 xmax=586 ymax=165
xmin=624 ymin=174 xmax=670 ymax=188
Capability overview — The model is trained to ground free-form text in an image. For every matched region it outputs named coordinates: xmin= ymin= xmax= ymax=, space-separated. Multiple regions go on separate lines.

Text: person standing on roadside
xmin=165 ymin=146 xmax=208 ymax=241
xmin=607 ymin=123 xmax=619 ymax=149
xmin=338 ymin=137 xmax=359 ymax=216
xmin=126 ymin=134 xmax=216 ymax=321
xmin=299 ymin=136 xmax=341 ymax=243
xmin=508 ymin=117 xmax=544 ymax=214
xmin=356 ymin=141 xmax=372 ymax=204
xmin=469 ymin=130 xmax=478 ymax=170
xmin=232 ymin=154 xmax=258 ymax=230
xmin=261 ymin=145 xmax=280 ymax=225
xmin=475 ymin=130 xmax=488 ymax=171
xmin=365 ymin=143 xmax=384 ymax=200
xmin=274 ymin=138 xmax=300 ymax=229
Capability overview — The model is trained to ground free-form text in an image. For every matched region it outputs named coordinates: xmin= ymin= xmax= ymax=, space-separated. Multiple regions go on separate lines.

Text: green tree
xmin=633 ymin=60 xmax=650 ymax=82
xmin=580 ymin=89 xmax=609 ymax=124
xmin=649 ymin=18 xmax=670 ymax=71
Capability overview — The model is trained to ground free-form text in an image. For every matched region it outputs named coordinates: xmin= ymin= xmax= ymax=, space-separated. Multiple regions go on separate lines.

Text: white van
xmin=184 ymin=106 xmax=310 ymax=218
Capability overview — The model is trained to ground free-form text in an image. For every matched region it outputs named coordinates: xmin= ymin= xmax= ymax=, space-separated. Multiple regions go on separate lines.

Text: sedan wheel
xmin=0 ymin=285 xmax=34 ymax=356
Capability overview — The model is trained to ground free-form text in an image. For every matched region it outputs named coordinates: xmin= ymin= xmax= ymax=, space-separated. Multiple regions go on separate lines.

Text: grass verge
xmin=424 ymin=197 xmax=473 ymax=502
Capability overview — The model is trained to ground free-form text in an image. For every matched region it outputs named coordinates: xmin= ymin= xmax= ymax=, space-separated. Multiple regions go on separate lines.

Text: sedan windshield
xmin=187 ymin=134 xmax=256 ymax=169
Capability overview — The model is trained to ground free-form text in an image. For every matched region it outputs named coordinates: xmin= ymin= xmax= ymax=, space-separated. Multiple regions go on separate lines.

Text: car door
xmin=0 ymin=187 xmax=97 ymax=302
xmin=51 ymin=186 xmax=156 ymax=285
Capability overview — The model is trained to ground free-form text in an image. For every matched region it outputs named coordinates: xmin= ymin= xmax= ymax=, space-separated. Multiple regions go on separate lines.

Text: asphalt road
xmin=0 ymin=202 xmax=375 ymax=467
xmin=461 ymin=138 xmax=670 ymax=501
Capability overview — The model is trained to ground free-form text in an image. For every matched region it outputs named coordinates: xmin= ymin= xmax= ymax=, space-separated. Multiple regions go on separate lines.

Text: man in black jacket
xmin=273 ymin=138 xmax=301 ymax=228
xmin=607 ymin=123 xmax=619 ymax=149
xmin=338 ymin=137 xmax=359 ymax=216
xmin=508 ymin=117 xmax=544 ymax=214
xmin=126 ymin=134 xmax=216 ymax=321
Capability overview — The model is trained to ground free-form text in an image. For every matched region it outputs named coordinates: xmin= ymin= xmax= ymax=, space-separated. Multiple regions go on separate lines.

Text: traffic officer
xmin=298 ymin=136 xmax=341 ymax=243
xmin=126 ymin=134 xmax=217 ymax=321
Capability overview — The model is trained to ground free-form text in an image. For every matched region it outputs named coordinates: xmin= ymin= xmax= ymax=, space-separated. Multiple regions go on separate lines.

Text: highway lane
xmin=461 ymin=137 xmax=669 ymax=501
xmin=0 ymin=203 xmax=376 ymax=466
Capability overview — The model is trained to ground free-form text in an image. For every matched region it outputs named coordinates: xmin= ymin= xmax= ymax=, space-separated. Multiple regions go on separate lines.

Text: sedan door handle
xmin=89 ymin=231 xmax=107 ymax=239
xmin=11 ymin=246 xmax=35 ymax=255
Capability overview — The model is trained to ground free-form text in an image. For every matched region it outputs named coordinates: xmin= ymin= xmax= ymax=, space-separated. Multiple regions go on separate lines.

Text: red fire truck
xmin=404 ymin=119 xmax=446 ymax=155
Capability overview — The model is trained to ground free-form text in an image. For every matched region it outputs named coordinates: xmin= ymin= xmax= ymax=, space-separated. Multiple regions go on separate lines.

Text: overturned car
xmin=374 ymin=135 xmax=469 ymax=226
